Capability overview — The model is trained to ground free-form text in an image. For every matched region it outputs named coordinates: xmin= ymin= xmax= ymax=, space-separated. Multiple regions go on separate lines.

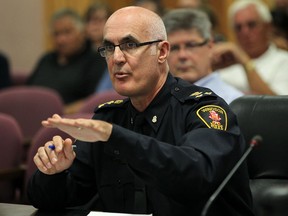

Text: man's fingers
xmin=63 ymin=144 xmax=76 ymax=160
xmin=52 ymin=135 xmax=65 ymax=152
xmin=35 ymin=147 xmax=53 ymax=171
xmin=34 ymin=153 xmax=48 ymax=172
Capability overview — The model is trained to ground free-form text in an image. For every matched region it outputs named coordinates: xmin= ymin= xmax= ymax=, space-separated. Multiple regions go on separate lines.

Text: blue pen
xmin=48 ymin=144 xmax=77 ymax=150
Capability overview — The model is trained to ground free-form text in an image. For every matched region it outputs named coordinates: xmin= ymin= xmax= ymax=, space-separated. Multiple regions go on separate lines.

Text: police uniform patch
xmin=196 ymin=105 xmax=227 ymax=130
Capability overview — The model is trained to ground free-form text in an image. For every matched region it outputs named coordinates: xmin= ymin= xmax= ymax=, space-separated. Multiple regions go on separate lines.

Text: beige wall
xmin=0 ymin=0 xmax=44 ymax=75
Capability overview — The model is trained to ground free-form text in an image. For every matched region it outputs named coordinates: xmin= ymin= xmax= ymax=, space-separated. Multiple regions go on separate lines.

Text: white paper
xmin=88 ymin=211 xmax=152 ymax=216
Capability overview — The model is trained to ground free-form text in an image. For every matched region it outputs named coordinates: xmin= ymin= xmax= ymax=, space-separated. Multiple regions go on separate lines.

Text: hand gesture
xmin=34 ymin=136 xmax=75 ymax=175
xmin=41 ymin=114 xmax=112 ymax=142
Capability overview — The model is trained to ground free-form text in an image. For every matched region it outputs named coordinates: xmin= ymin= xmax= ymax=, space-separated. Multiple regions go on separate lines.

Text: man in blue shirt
xmin=163 ymin=8 xmax=243 ymax=104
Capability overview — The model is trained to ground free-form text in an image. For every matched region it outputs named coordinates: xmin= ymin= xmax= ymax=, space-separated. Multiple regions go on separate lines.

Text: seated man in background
xmin=27 ymin=6 xmax=254 ymax=216
xmin=176 ymin=0 xmax=225 ymax=43
xmin=213 ymin=0 xmax=288 ymax=95
xmin=163 ymin=8 xmax=243 ymax=104
xmin=26 ymin=8 xmax=107 ymax=113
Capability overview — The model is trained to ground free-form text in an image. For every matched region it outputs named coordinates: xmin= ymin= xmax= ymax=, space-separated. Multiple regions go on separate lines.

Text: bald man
xmin=27 ymin=6 xmax=254 ymax=216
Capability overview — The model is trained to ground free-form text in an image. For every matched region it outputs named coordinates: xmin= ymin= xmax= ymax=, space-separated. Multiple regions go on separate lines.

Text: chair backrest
xmin=0 ymin=86 xmax=64 ymax=143
xmin=230 ymin=95 xmax=288 ymax=179
xmin=230 ymin=95 xmax=288 ymax=215
xmin=0 ymin=113 xmax=23 ymax=202
xmin=78 ymin=90 xmax=126 ymax=114
xmin=23 ymin=113 xmax=92 ymax=204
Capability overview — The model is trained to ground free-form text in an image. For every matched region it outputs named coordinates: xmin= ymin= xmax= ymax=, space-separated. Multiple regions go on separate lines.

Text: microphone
xmin=200 ymin=135 xmax=262 ymax=216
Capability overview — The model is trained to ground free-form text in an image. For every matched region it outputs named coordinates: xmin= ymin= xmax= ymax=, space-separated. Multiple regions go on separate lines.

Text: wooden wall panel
xmin=208 ymin=0 xmax=234 ymax=42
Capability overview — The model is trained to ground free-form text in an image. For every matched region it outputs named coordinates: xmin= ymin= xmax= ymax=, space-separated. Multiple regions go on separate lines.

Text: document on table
xmin=88 ymin=211 xmax=152 ymax=216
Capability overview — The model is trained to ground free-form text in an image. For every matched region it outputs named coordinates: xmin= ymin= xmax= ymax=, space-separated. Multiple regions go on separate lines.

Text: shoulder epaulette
xmin=189 ymin=91 xmax=215 ymax=99
xmin=98 ymin=99 xmax=125 ymax=108
xmin=171 ymin=80 xmax=217 ymax=102
xmin=94 ymin=98 xmax=128 ymax=112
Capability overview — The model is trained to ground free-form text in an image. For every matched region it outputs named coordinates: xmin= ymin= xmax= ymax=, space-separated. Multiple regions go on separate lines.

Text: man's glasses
xmin=234 ymin=20 xmax=260 ymax=32
xmin=170 ymin=39 xmax=208 ymax=54
xmin=98 ymin=39 xmax=163 ymax=57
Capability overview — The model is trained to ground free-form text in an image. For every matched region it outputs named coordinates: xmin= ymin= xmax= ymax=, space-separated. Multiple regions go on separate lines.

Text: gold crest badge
xmin=98 ymin=99 xmax=124 ymax=108
xmin=196 ymin=105 xmax=227 ymax=130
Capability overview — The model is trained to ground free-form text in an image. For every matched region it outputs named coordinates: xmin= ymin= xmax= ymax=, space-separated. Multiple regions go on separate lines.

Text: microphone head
xmin=250 ymin=135 xmax=263 ymax=147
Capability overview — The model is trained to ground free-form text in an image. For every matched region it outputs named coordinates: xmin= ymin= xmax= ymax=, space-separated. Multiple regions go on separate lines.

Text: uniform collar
xmin=130 ymin=73 xmax=176 ymax=133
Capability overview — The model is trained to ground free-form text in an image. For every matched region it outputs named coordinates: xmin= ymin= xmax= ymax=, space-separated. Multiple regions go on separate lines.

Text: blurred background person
xmin=134 ymin=0 xmax=165 ymax=16
xmin=176 ymin=0 xmax=201 ymax=8
xmin=26 ymin=8 xmax=107 ymax=113
xmin=0 ymin=52 xmax=11 ymax=89
xmin=163 ymin=8 xmax=243 ymax=104
xmin=84 ymin=2 xmax=113 ymax=94
xmin=84 ymin=2 xmax=112 ymax=51
xmin=176 ymin=0 xmax=225 ymax=43
xmin=213 ymin=0 xmax=288 ymax=95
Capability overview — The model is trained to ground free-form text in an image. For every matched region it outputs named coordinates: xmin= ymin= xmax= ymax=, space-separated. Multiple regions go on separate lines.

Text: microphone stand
xmin=200 ymin=135 xmax=262 ymax=216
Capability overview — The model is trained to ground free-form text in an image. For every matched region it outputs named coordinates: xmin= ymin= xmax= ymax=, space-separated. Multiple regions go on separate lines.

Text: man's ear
xmin=158 ymin=41 xmax=170 ymax=63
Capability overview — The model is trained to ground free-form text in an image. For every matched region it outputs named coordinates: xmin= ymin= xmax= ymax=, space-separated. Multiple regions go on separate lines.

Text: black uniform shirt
xmin=28 ymin=73 xmax=254 ymax=216
xmin=26 ymin=41 xmax=107 ymax=104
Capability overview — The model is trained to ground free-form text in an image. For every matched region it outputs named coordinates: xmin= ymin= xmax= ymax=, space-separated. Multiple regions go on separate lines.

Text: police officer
xmin=28 ymin=6 xmax=254 ymax=216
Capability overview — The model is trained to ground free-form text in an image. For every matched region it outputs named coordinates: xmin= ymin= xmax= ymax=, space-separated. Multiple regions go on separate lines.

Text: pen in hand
xmin=48 ymin=144 xmax=77 ymax=150
xmin=48 ymin=138 xmax=78 ymax=150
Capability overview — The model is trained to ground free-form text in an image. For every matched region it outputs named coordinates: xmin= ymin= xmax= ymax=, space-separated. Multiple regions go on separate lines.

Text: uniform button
xmin=174 ymin=87 xmax=180 ymax=91
xmin=114 ymin=150 xmax=120 ymax=155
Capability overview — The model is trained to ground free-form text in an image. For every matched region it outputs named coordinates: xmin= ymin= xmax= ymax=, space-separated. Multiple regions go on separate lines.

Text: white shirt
xmin=195 ymin=72 xmax=244 ymax=104
xmin=219 ymin=44 xmax=288 ymax=95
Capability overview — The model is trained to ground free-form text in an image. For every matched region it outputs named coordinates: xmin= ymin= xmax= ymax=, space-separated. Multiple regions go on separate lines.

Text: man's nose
xmin=112 ymin=47 xmax=125 ymax=63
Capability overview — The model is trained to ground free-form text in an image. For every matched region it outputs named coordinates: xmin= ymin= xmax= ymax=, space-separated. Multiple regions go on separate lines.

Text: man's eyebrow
xmin=121 ymin=35 xmax=138 ymax=42
xmin=103 ymin=35 xmax=139 ymax=45
xmin=103 ymin=39 xmax=113 ymax=45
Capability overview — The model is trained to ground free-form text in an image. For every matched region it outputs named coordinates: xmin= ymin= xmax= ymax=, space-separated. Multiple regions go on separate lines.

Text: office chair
xmin=230 ymin=95 xmax=288 ymax=216
xmin=0 ymin=86 xmax=64 ymax=161
xmin=0 ymin=113 xmax=24 ymax=203
xmin=78 ymin=90 xmax=126 ymax=114
xmin=11 ymin=71 xmax=29 ymax=86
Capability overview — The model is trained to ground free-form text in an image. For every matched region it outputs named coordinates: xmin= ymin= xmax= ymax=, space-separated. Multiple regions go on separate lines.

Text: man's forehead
xmin=103 ymin=34 xmax=139 ymax=44
xmin=104 ymin=22 xmax=146 ymax=42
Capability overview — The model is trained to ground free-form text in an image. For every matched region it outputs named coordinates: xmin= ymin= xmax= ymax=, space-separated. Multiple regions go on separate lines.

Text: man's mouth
xmin=114 ymin=72 xmax=129 ymax=79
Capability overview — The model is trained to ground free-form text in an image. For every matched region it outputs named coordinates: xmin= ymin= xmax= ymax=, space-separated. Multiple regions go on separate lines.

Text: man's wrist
xmin=243 ymin=60 xmax=256 ymax=73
